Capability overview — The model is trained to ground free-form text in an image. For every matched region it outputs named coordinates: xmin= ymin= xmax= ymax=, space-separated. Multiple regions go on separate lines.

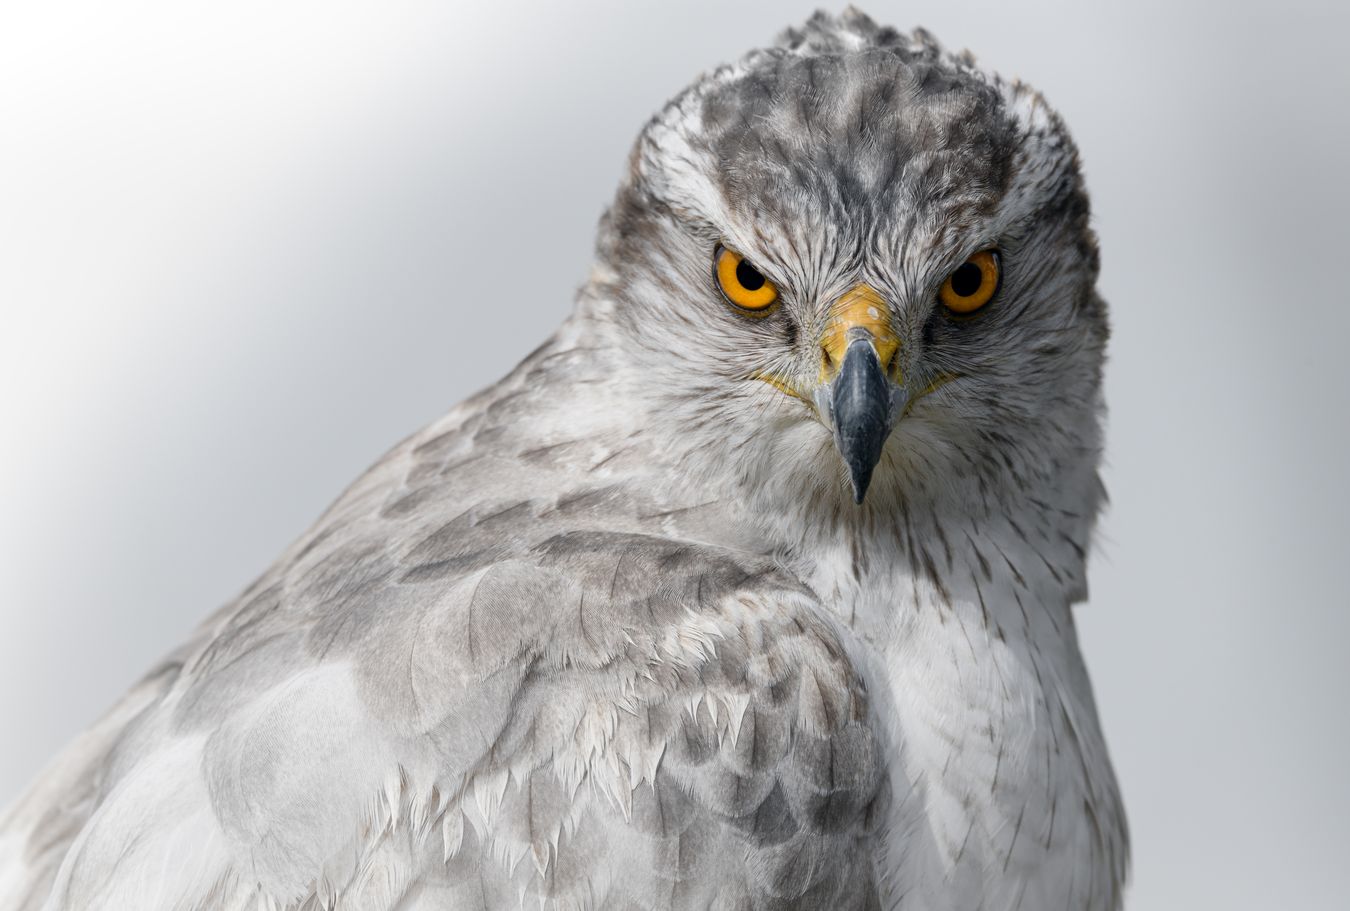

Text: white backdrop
xmin=2 ymin=2 xmax=1347 ymax=907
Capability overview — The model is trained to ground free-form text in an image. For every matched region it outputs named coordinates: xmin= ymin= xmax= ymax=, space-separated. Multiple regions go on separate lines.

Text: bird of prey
xmin=0 ymin=9 xmax=1128 ymax=910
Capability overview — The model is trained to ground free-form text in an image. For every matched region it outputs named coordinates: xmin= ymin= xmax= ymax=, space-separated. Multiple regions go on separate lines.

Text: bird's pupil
xmin=735 ymin=260 xmax=765 ymax=291
xmin=950 ymin=262 xmax=983 ymax=297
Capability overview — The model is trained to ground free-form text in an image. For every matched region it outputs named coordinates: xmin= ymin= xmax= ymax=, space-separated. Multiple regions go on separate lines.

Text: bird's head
xmin=585 ymin=10 xmax=1107 ymax=527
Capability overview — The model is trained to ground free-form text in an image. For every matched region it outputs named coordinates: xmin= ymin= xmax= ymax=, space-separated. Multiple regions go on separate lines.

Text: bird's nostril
xmin=823 ymin=331 xmax=895 ymax=383
xmin=821 ymin=344 xmax=840 ymax=375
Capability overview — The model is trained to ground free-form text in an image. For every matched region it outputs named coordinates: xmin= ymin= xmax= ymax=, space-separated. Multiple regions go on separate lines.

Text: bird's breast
xmin=805 ymin=523 xmax=1126 ymax=909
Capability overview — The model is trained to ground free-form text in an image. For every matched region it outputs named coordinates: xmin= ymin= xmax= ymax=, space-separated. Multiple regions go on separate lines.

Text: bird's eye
xmin=939 ymin=250 xmax=1001 ymax=314
xmin=715 ymin=246 xmax=779 ymax=312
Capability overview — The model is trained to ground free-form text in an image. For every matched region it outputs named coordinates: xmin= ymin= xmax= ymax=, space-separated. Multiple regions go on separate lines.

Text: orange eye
xmin=939 ymin=250 xmax=1001 ymax=314
xmin=715 ymin=246 xmax=779 ymax=312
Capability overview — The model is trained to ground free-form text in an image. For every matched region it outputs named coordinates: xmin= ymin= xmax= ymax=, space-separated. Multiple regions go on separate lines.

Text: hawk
xmin=0 ymin=10 xmax=1128 ymax=910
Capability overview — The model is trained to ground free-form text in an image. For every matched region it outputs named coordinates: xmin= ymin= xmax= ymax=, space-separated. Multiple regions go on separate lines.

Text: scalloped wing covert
xmin=0 ymin=337 xmax=887 ymax=910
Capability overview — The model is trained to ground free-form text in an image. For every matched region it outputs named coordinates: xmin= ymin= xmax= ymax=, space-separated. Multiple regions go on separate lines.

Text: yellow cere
xmin=939 ymin=250 xmax=1001 ymax=314
xmin=716 ymin=247 xmax=779 ymax=311
xmin=820 ymin=283 xmax=899 ymax=382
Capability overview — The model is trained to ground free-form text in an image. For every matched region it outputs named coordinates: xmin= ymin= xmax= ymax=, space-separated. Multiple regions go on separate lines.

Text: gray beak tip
xmin=849 ymin=474 xmax=870 ymax=505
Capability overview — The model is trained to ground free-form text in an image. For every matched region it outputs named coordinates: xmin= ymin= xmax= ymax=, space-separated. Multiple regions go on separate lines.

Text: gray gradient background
xmin=1 ymin=1 xmax=1346 ymax=907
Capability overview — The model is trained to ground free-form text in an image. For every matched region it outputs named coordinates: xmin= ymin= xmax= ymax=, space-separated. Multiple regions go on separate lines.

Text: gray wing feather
xmin=1 ymin=344 xmax=886 ymax=909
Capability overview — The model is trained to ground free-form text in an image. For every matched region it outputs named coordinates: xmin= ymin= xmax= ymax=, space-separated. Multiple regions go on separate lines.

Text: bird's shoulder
xmin=8 ymin=377 xmax=888 ymax=909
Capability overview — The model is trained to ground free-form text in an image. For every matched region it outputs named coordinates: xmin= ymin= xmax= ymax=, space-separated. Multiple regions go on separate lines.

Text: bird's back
xmin=0 ymin=332 xmax=888 ymax=910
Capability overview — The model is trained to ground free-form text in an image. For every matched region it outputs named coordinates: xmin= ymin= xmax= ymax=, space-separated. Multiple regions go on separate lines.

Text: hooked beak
xmin=830 ymin=339 xmax=894 ymax=503
xmin=815 ymin=284 xmax=904 ymax=504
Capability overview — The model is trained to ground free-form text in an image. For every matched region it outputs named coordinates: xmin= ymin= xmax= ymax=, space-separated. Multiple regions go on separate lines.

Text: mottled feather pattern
xmin=1 ymin=9 xmax=1125 ymax=910
xmin=1 ymin=337 xmax=886 ymax=910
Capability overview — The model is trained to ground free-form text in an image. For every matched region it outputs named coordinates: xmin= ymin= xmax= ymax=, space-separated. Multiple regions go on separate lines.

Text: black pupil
xmin=950 ymin=262 xmax=984 ymax=297
xmin=735 ymin=259 xmax=766 ymax=291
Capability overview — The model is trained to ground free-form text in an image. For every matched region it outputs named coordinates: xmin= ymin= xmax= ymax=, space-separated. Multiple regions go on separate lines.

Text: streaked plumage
xmin=0 ymin=10 xmax=1127 ymax=910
